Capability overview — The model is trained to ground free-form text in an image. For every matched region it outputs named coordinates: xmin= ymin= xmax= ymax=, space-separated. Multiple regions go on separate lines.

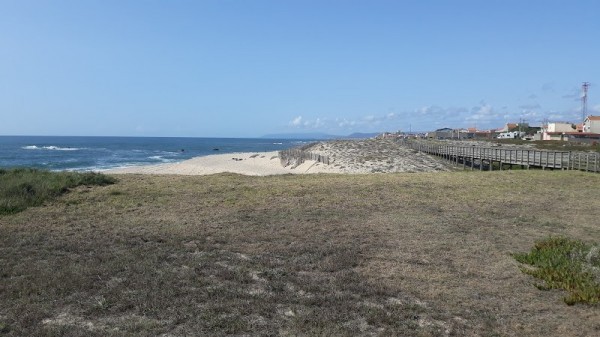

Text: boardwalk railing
xmin=403 ymin=140 xmax=600 ymax=173
xmin=279 ymin=148 xmax=330 ymax=168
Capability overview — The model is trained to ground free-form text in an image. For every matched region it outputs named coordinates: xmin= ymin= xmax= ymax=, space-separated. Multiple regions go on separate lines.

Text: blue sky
xmin=1 ymin=0 xmax=599 ymax=137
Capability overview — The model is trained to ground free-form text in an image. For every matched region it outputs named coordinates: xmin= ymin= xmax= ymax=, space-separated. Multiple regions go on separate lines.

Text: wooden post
xmin=499 ymin=149 xmax=503 ymax=170
xmin=471 ymin=147 xmax=474 ymax=170
xmin=586 ymin=153 xmax=590 ymax=172
xmin=455 ymin=147 xmax=459 ymax=166
xmin=479 ymin=147 xmax=483 ymax=171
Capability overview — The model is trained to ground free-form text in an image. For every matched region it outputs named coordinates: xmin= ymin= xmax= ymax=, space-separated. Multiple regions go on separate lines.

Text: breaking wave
xmin=23 ymin=145 xmax=82 ymax=151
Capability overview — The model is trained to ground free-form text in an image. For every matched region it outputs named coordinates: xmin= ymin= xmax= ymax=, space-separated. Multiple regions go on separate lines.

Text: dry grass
xmin=1 ymin=171 xmax=599 ymax=336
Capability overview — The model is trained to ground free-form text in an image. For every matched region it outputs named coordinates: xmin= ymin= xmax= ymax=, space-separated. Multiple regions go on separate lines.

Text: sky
xmin=1 ymin=0 xmax=599 ymax=137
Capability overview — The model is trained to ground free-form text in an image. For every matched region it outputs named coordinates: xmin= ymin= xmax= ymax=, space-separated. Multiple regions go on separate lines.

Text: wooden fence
xmin=403 ymin=141 xmax=600 ymax=173
xmin=278 ymin=148 xmax=330 ymax=168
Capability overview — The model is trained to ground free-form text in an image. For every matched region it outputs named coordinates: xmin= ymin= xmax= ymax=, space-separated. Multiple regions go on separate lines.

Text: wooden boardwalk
xmin=404 ymin=141 xmax=600 ymax=173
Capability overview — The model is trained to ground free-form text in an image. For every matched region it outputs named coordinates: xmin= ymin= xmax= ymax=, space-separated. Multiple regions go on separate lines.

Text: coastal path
xmin=403 ymin=140 xmax=600 ymax=173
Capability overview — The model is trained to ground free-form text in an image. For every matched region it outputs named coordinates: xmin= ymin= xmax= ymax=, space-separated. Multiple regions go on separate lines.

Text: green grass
xmin=0 ymin=168 xmax=116 ymax=214
xmin=1 ymin=171 xmax=599 ymax=335
xmin=514 ymin=237 xmax=600 ymax=305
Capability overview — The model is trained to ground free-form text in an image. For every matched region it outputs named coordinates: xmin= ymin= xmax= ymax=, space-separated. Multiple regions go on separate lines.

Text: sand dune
xmin=106 ymin=139 xmax=453 ymax=176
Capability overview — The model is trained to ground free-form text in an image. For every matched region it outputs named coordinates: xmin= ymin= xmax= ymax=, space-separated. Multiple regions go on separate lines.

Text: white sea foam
xmin=148 ymin=155 xmax=175 ymax=163
xmin=22 ymin=145 xmax=81 ymax=151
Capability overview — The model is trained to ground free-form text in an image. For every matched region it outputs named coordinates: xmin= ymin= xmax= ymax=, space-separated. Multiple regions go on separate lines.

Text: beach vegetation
xmin=0 ymin=171 xmax=598 ymax=335
xmin=0 ymin=168 xmax=116 ymax=214
xmin=514 ymin=236 xmax=600 ymax=305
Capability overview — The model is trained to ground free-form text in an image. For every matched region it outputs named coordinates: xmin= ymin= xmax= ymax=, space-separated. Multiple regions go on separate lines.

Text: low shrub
xmin=514 ymin=236 xmax=600 ymax=305
xmin=0 ymin=168 xmax=116 ymax=214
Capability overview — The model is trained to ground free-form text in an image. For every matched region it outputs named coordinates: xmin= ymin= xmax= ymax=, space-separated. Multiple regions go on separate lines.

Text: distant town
xmin=379 ymin=115 xmax=600 ymax=144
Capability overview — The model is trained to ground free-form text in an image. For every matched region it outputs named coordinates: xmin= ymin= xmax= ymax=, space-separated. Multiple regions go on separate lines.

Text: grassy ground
xmin=0 ymin=169 xmax=116 ymax=215
xmin=1 ymin=171 xmax=599 ymax=336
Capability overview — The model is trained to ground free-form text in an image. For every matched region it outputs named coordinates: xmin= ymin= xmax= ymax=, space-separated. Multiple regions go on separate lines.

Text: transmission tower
xmin=582 ymin=82 xmax=590 ymax=125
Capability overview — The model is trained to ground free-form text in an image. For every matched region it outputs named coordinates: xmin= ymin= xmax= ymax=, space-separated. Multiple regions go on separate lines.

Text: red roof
xmin=587 ymin=116 xmax=600 ymax=121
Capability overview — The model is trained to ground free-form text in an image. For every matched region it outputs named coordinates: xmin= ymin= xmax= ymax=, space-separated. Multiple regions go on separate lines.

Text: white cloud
xmin=285 ymin=100 xmax=573 ymax=133
xmin=364 ymin=115 xmax=376 ymax=122
xmin=313 ymin=117 xmax=324 ymax=128
xmin=548 ymin=113 xmax=569 ymax=121
xmin=466 ymin=103 xmax=501 ymax=124
xmin=288 ymin=115 xmax=328 ymax=129
xmin=290 ymin=116 xmax=303 ymax=126
xmin=520 ymin=110 xmax=542 ymax=120
xmin=336 ymin=118 xmax=356 ymax=128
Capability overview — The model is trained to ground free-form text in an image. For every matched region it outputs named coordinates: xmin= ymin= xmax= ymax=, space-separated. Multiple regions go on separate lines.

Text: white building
xmin=583 ymin=116 xmax=600 ymax=133
xmin=546 ymin=122 xmax=575 ymax=133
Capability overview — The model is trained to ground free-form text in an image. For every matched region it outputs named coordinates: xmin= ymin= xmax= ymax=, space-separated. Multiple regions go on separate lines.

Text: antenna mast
xmin=582 ymin=82 xmax=590 ymax=125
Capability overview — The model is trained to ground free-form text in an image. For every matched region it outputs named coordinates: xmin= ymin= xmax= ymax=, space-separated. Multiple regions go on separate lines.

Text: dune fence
xmin=279 ymin=144 xmax=330 ymax=168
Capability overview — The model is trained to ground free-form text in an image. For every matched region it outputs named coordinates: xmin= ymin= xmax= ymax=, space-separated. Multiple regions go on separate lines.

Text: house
xmin=499 ymin=122 xmax=529 ymax=133
xmin=546 ymin=122 xmax=575 ymax=133
xmin=472 ymin=130 xmax=497 ymax=139
xmin=427 ymin=128 xmax=454 ymax=139
xmin=583 ymin=116 xmax=600 ymax=133
xmin=541 ymin=121 xmax=578 ymax=141
xmin=542 ymin=132 xmax=567 ymax=141
xmin=499 ymin=123 xmax=518 ymax=132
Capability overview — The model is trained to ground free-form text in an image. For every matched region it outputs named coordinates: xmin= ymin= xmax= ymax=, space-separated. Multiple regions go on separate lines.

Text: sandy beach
xmin=106 ymin=139 xmax=454 ymax=176
xmin=106 ymin=151 xmax=337 ymax=176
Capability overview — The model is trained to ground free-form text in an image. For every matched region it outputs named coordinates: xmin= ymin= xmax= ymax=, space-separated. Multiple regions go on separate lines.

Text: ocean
xmin=0 ymin=136 xmax=310 ymax=172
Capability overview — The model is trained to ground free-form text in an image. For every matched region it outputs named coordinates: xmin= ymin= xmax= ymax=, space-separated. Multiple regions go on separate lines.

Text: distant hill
xmin=345 ymin=132 xmax=380 ymax=139
xmin=261 ymin=132 xmax=379 ymax=140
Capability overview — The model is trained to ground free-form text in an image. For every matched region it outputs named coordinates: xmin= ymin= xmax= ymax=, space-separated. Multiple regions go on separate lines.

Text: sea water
xmin=0 ymin=136 xmax=309 ymax=171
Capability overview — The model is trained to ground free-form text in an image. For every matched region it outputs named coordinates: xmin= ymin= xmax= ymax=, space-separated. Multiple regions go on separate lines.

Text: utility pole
xmin=582 ymin=82 xmax=590 ymax=127
xmin=519 ymin=118 xmax=528 ymax=134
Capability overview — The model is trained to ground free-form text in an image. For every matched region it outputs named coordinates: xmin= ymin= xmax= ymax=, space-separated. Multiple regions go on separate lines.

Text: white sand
xmin=105 ymin=139 xmax=455 ymax=176
xmin=105 ymin=151 xmax=340 ymax=176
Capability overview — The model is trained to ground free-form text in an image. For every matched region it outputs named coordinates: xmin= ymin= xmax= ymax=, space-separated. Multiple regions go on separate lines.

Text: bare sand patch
xmin=106 ymin=151 xmax=336 ymax=176
xmin=106 ymin=139 xmax=454 ymax=175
